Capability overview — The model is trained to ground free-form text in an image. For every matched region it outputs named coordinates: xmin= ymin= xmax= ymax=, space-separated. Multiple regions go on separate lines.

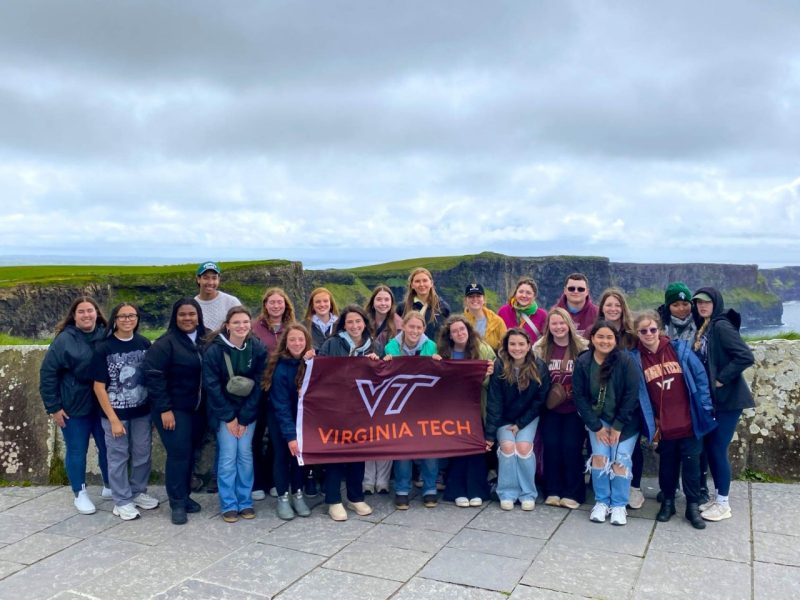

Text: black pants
xmin=252 ymin=399 xmax=275 ymax=493
xmin=266 ymin=408 xmax=304 ymax=496
xmin=154 ymin=409 xmax=205 ymax=508
xmin=631 ymin=439 xmax=644 ymax=488
xmin=658 ymin=435 xmax=702 ymax=503
xmin=444 ymin=453 xmax=489 ymax=501
xmin=541 ymin=410 xmax=586 ymax=503
xmin=324 ymin=462 xmax=365 ymax=505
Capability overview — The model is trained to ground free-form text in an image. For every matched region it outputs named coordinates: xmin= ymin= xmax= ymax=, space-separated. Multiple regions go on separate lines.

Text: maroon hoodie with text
xmin=554 ymin=294 xmax=598 ymax=339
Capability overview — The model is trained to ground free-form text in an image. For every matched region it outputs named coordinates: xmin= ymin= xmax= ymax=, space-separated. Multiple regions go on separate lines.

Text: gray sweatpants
xmin=363 ymin=460 xmax=393 ymax=490
xmin=102 ymin=415 xmax=152 ymax=506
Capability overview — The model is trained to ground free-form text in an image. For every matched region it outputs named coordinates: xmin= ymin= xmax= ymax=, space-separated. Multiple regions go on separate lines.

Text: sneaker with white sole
xmin=469 ymin=497 xmax=483 ymax=507
xmin=627 ymin=487 xmax=645 ymax=509
xmin=328 ymin=503 xmax=347 ymax=521
xmin=74 ymin=485 xmax=96 ymax=515
xmin=701 ymin=502 xmax=732 ymax=522
xmin=590 ymin=502 xmax=610 ymax=523
xmin=346 ymin=501 xmax=373 ymax=516
xmin=521 ymin=499 xmax=536 ymax=511
xmin=132 ymin=492 xmax=159 ymax=510
xmin=610 ymin=506 xmax=627 ymax=525
xmin=699 ymin=495 xmax=717 ymax=512
xmin=500 ymin=499 xmax=514 ymax=511
xmin=455 ymin=497 xmax=470 ymax=508
xmin=113 ymin=503 xmax=141 ymax=521
xmin=101 ymin=486 xmax=113 ymax=499
xmin=251 ymin=489 xmax=266 ymax=501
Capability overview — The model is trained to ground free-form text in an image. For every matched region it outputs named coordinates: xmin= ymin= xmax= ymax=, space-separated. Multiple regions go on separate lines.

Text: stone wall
xmin=2 ymin=341 xmax=799 ymax=483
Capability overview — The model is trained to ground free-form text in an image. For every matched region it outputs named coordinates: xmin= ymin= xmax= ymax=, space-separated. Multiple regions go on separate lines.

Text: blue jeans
xmin=704 ymin=409 xmax=742 ymax=497
xmin=216 ymin=420 xmax=255 ymax=513
xmin=496 ymin=418 xmax=539 ymax=502
xmin=61 ymin=413 xmax=109 ymax=494
xmin=394 ymin=458 xmax=439 ymax=495
xmin=587 ymin=423 xmax=638 ymax=508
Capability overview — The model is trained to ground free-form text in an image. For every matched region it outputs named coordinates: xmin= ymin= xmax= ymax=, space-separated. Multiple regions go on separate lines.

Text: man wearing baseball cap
xmin=462 ymin=282 xmax=507 ymax=350
xmin=194 ymin=261 xmax=242 ymax=331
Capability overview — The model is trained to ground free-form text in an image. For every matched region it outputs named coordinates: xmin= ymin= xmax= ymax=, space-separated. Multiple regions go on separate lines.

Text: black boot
xmin=685 ymin=503 xmax=706 ymax=530
xmin=656 ymin=499 xmax=676 ymax=522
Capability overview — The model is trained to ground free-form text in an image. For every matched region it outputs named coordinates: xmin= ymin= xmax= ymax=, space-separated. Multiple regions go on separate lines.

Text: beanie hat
xmin=665 ymin=282 xmax=692 ymax=306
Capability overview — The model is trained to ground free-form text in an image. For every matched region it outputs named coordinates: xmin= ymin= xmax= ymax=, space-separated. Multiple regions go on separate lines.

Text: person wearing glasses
xmin=92 ymin=303 xmax=159 ymax=521
xmin=630 ymin=311 xmax=716 ymax=529
xmin=498 ymin=278 xmax=548 ymax=343
xmin=554 ymin=273 xmax=598 ymax=338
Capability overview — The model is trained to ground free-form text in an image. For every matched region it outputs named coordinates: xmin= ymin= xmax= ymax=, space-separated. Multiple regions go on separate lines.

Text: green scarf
xmin=511 ymin=298 xmax=538 ymax=317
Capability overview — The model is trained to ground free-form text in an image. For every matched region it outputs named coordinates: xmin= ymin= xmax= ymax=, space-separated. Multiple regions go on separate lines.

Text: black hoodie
xmin=693 ymin=287 xmax=755 ymax=411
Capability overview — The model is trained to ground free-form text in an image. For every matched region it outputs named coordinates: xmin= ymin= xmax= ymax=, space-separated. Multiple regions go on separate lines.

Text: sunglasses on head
xmin=638 ymin=327 xmax=659 ymax=335
xmin=567 ymin=286 xmax=586 ymax=293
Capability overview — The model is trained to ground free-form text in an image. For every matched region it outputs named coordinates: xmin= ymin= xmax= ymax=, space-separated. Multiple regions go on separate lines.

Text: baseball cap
xmin=465 ymin=282 xmax=485 ymax=296
xmin=196 ymin=261 xmax=221 ymax=276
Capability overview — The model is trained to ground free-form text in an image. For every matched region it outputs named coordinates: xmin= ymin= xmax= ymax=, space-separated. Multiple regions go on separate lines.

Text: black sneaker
xmin=394 ymin=494 xmax=410 ymax=510
xmin=206 ymin=476 xmax=218 ymax=494
xmin=171 ymin=506 xmax=188 ymax=525
xmin=185 ymin=497 xmax=202 ymax=513
xmin=423 ymin=494 xmax=438 ymax=508
xmin=304 ymin=475 xmax=318 ymax=498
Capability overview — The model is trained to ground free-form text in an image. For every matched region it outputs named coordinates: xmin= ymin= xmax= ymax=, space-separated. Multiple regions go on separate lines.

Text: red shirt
xmin=639 ymin=338 xmax=693 ymax=440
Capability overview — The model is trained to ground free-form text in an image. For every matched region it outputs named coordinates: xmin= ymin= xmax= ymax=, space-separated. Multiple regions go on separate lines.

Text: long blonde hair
xmin=402 ymin=267 xmax=443 ymax=323
xmin=534 ymin=307 xmax=587 ymax=362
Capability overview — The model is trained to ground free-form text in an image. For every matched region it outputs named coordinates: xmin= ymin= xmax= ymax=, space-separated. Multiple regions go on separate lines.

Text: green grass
xmin=0 ymin=479 xmax=33 ymax=487
xmin=349 ymin=252 xmax=489 ymax=275
xmin=625 ymin=288 xmax=664 ymax=311
xmin=0 ymin=333 xmax=50 ymax=345
xmin=743 ymin=331 xmax=800 ymax=342
xmin=724 ymin=287 xmax=780 ymax=309
xmin=738 ymin=468 xmax=787 ymax=483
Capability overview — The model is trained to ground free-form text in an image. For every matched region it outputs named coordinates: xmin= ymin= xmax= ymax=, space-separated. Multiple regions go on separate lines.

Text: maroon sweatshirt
xmin=554 ymin=295 xmax=598 ymax=339
xmin=638 ymin=336 xmax=693 ymax=440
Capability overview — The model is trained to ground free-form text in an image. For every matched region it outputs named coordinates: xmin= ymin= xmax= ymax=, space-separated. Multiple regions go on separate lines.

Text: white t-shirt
xmin=194 ymin=291 xmax=241 ymax=330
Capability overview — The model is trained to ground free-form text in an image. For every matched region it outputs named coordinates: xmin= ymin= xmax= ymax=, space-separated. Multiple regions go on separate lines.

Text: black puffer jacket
xmin=693 ymin=287 xmax=755 ymax=411
xmin=39 ymin=325 xmax=106 ymax=416
xmin=397 ymin=298 xmax=451 ymax=341
xmin=318 ymin=333 xmax=375 ymax=357
xmin=144 ymin=330 xmax=204 ymax=414
xmin=485 ymin=357 xmax=550 ymax=441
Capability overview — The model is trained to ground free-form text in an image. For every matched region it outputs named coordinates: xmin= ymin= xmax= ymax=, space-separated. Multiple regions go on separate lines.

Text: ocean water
xmin=743 ymin=301 xmax=800 ymax=337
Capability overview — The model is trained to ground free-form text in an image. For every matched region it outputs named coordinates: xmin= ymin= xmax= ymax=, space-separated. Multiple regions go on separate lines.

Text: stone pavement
xmin=0 ymin=478 xmax=797 ymax=599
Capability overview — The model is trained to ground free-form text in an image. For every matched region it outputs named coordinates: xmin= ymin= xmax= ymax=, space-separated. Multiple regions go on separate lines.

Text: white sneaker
xmin=132 ymin=492 xmax=159 ymax=510
xmin=469 ymin=497 xmax=483 ymax=507
xmin=610 ymin=506 xmax=628 ymax=526
xmin=701 ymin=502 xmax=732 ymax=522
xmin=74 ymin=485 xmax=96 ymax=515
xmin=251 ymin=489 xmax=266 ymax=501
xmin=101 ymin=486 xmax=113 ymax=499
xmin=455 ymin=497 xmax=470 ymax=508
xmin=627 ymin=487 xmax=645 ymax=509
xmin=699 ymin=495 xmax=717 ymax=512
xmin=521 ymin=499 xmax=536 ymax=511
xmin=113 ymin=503 xmax=141 ymax=521
xmin=269 ymin=487 xmax=278 ymax=498
xmin=500 ymin=500 xmax=514 ymax=511
xmin=590 ymin=502 xmax=610 ymax=523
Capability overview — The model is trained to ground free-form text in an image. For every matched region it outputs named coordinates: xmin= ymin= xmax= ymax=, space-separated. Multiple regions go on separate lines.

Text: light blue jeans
xmin=496 ymin=418 xmax=539 ymax=502
xmin=394 ymin=458 xmax=439 ymax=496
xmin=587 ymin=422 xmax=638 ymax=508
xmin=216 ymin=420 xmax=255 ymax=513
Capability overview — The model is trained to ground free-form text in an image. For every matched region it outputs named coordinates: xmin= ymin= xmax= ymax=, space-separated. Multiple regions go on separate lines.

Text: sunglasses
xmin=567 ymin=286 xmax=586 ymax=293
xmin=638 ymin=327 xmax=659 ymax=335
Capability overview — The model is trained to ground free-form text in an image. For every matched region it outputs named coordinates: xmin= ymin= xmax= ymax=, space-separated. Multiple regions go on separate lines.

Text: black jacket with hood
xmin=485 ymin=357 xmax=550 ymax=442
xmin=693 ymin=287 xmax=755 ymax=411
xmin=144 ymin=300 xmax=207 ymax=415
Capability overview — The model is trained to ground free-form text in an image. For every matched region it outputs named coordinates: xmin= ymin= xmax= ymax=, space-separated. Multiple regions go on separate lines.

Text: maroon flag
xmin=297 ymin=356 xmax=488 ymax=465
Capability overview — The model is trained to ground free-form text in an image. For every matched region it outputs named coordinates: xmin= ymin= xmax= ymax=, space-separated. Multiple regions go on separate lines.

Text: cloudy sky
xmin=1 ymin=1 xmax=798 ymax=267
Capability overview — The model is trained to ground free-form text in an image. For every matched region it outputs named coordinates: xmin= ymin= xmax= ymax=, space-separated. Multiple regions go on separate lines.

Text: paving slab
xmin=153 ymin=578 xmax=269 ymax=599
xmin=2 ymin=488 xmax=81 ymax=526
xmin=550 ymin=510 xmax=654 ymax=557
xmin=323 ymin=540 xmax=432 ymax=582
xmin=419 ymin=546 xmax=531 ymax=592
xmin=44 ymin=510 xmax=121 ymax=538
xmin=276 ymin=567 xmax=401 ymax=600
xmin=446 ymin=527 xmax=544 ymax=560
xmin=357 ymin=522 xmax=453 ymax=553
xmin=466 ymin=504 xmax=566 ymax=539
xmin=634 ymin=549 xmax=750 ymax=600
xmin=382 ymin=503 xmax=481 ymax=533
xmin=0 ymin=535 xmax=146 ymax=599
xmin=750 ymin=482 xmax=799 ymax=494
xmin=751 ymin=489 xmax=800 ymax=537
xmin=0 ymin=486 xmax=59 ymax=498
xmin=509 ymin=586 xmax=592 ymax=599
xmin=0 ymin=559 xmax=24 ymax=580
xmin=521 ymin=542 xmax=642 ymax=599
xmin=0 ymin=513 xmax=51 ymax=544
xmin=392 ymin=577 xmax=507 ymax=599
xmin=650 ymin=517 xmax=751 ymax=563
xmin=0 ymin=532 xmax=81 ymax=564
xmin=193 ymin=542 xmax=324 ymax=596
xmin=753 ymin=561 xmax=800 ymax=600
xmin=0 ymin=494 xmax=27 ymax=511
xmin=99 ymin=504 xmax=188 ymax=546
xmin=260 ymin=514 xmax=374 ymax=556
xmin=754 ymin=531 xmax=800 ymax=566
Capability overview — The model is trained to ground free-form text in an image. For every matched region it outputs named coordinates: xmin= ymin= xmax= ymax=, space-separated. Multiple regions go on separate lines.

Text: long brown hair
xmin=303 ymin=287 xmax=339 ymax=322
xmin=262 ymin=323 xmax=312 ymax=393
xmin=402 ymin=267 xmax=443 ymax=323
xmin=534 ymin=307 xmax=587 ymax=362
xmin=507 ymin=277 xmax=538 ymax=304
xmin=498 ymin=328 xmax=541 ymax=390
xmin=256 ymin=287 xmax=295 ymax=327
xmin=54 ymin=296 xmax=108 ymax=336
xmin=365 ymin=284 xmax=399 ymax=339
xmin=437 ymin=315 xmax=482 ymax=359
xmin=205 ymin=305 xmax=252 ymax=345
xmin=597 ymin=287 xmax=637 ymax=349
xmin=587 ymin=320 xmax=621 ymax=385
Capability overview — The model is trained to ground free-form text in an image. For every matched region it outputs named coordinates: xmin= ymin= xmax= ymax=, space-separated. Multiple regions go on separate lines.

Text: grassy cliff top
xmin=0 ymin=260 xmax=291 ymax=287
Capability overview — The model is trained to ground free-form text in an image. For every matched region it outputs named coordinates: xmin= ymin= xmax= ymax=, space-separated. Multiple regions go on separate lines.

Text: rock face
xmin=762 ymin=266 xmax=800 ymax=301
xmin=1 ymin=340 xmax=798 ymax=483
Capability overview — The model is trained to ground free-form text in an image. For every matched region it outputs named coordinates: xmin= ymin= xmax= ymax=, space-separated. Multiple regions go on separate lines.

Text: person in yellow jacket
xmin=463 ymin=283 xmax=507 ymax=351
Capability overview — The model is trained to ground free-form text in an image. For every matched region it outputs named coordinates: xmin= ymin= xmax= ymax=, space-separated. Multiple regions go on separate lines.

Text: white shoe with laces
xmin=610 ymin=506 xmax=628 ymax=526
xmin=469 ymin=497 xmax=483 ymax=507
xmin=455 ymin=497 xmax=470 ymax=507
xmin=101 ymin=486 xmax=113 ymax=499
xmin=74 ymin=485 xmax=96 ymax=515
xmin=132 ymin=492 xmax=159 ymax=510
xmin=701 ymin=502 xmax=732 ymax=521
xmin=521 ymin=499 xmax=536 ymax=511
xmin=113 ymin=503 xmax=141 ymax=521
xmin=590 ymin=502 xmax=610 ymax=523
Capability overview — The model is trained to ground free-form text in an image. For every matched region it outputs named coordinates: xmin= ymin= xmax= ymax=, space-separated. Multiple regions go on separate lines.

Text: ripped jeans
xmin=587 ymin=423 xmax=638 ymax=508
xmin=496 ymin=418 xmax=539 ymax=502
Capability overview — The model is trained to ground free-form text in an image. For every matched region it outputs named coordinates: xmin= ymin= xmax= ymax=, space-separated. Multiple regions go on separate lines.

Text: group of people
xmin=39 ymin=262 xmax=755 ymax=530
